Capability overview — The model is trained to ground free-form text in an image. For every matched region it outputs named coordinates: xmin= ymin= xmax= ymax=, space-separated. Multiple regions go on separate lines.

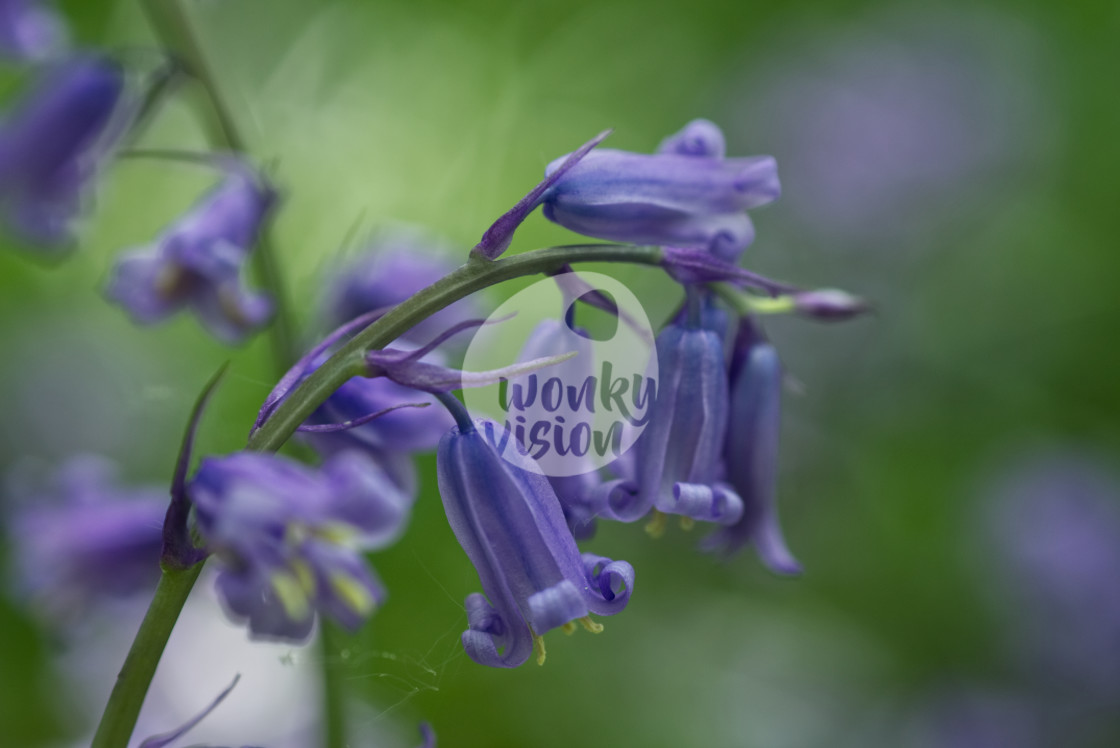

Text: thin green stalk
xmin=90 ymin=564 xmax=203 ymax=748
xmin=141 ymin=0 xmax=297 ymax=370
xmin=248 ymin=244 xmax=665 ymax=453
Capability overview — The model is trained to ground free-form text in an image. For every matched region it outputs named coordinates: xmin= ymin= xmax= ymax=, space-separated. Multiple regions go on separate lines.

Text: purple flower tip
xmin=105 ymin=161 xmax=277 ymax=344
xmin=472 ymin=129 xmax=611 ymax=260
xmin=438 ymin=419 xmax=633 ymax=667
xmin=793 ymin=288 xmax=872 ymax=321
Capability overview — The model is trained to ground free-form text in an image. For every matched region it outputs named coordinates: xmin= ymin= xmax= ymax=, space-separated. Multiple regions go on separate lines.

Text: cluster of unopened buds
xmin=1 ymin=1 xmax=870 ymax=745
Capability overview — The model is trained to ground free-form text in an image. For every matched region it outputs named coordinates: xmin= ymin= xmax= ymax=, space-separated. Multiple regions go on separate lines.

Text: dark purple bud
xmin=0 ymin=53 xmax=123 ymax=248
xmin=438 ymin=419 xmax=633 ymax=667
xmin=6 ymin=455 xmax=165 ymax=618
xmin=702 ymin=318 xmax=800 ymax=574
xmin=105 ymin=160 xmax=276 ymax=344
xmin=189 ymin=450 xmax=411 ymax=641
xmin=0 ymin=0 xmax=68 ymax=62
xmin=542 ymin=120 xmax=779 ymax=262
xmin=472 ymin=130 xmax=611 ymax=260
xmin=793 ymin=288 xmax=871 ymax=321
xmin=605 ymin=302 xmax=744 ymax=526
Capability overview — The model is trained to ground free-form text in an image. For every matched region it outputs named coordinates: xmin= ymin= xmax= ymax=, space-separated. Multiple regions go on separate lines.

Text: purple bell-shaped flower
xmin=105 ymin=159 xmax=276 ymax=344
xmin=702 ymin=317 xmax=801 ymax=574
xmin=437 ymin=415 xmax=633 ymax=667
xmin=190 ymin=449 xmax=411 ymax=641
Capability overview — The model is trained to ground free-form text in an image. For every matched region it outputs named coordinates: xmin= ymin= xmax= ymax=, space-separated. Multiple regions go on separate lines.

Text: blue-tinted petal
xmin=703 ymin=332 xmax=801 ymax=574
xmin=438 ymin=419 xmax=634 ymax=667
xmin=0 ymin=0 xmax=68 ymax=62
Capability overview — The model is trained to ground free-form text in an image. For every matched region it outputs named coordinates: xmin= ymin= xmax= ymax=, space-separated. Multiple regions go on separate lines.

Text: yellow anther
xmin=270 ymin=572 xmax=310 ymax=622
xmin=561 ymin=621 xmax=578 ymax=636
xmin=645 ymin=510 xmax=667 ymax=538
xmin=679 ymin=516 xmax=695 ymax=532
xmin=329 ymin=573 xmax=375 ymax=615
xmin=579 ymin=616 xmax=604 ymax=634
xmin=533 ymin=633 xmax=547 ymax=666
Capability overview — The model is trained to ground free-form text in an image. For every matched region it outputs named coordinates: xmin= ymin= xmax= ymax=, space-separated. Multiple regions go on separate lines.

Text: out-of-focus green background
xmin=1 ymin=0 xmax=1117 ymax=746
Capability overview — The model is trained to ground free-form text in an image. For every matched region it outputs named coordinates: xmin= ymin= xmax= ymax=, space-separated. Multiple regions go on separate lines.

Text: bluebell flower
xmin=104 ymin=160 xmax=276 ymax=344
xmin=599 ymin=298 xmax=744 ymax=527
xmin=0 ymin=53 xmax=124 ymax=249
xmin=6 ymin=455 xmax=165 ymax=617
xmin=542 ymin=119 xmax=779 ymax=262
xmin=437 ymin=417 xmax=634 ymax=667
xmin=702 ymin=317 xmax=801 ymax=574
xmin=0 ymin=0 xmax=67 ymax=62
xmin=190 ymin=449 xmax=411 ymax=641
xmin=324 ymin=228 xmax=477 ymax=344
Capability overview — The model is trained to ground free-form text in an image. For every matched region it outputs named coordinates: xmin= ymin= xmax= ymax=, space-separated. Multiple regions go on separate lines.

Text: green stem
xmin=140 ymin=0 xmax=298 ymax=370
xmin=90 ymin=564 xmax=203 ymax=748
xmin=319 ymin=623 xmax=348 ymax=748
xmin=248 ymin=243 xmax=665 ymax=453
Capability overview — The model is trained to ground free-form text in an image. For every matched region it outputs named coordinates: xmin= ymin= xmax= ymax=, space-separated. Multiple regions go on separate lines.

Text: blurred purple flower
xmin=702 ymin=317 xmax=800 ymax=574
xmin=983 ymin=452 xmax=1120 ymax=705
xmin=189 ymin=450 xmax=412 ymax=641
xmin=904 ymin=687 xmax=1042 ymax=748
xmin=0 ymin=0 xmax=67 ymax=62
xmin=437 ymin=417 xmax=633 ymax=667
xmin=105 ymin=160 xmax=276 ymax=344
xmin=6 ymin=455 xmax=164 ymax=617
xmin=734 ymin=11 xmax=1046 ymax=245
xmin=0 ymin=53 xmax=124 ymax=250
xmin=598 ymin=298 xmax=743 ymax=527
xmin=324 ymin=229 xmax=477 ymax=344
xmin=542 ymin=119 xmax=779 ymax=262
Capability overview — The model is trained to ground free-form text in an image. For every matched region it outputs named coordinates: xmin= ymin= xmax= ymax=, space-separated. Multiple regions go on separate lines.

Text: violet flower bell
xmin=0 ymin=0 xmax=68 ymax=62
xmin=542 ymin=119 xmax=780 ymax=262
xmin=0 ymin=53 xmax=124 ymax=250
xmin=702 ymin=317 xmax=801 ymax=575
xmin=105 ymin=159 xmax=276 ymax=344
xmin=437 ymin=414 xmax=634 ymax=667
xmin=189 ymin=449 xmax=411 ymax=641
xmin=598 ymin=296 xmax=744 ymax=528
xmin=6 ymin=455 xmax=165 ymax=618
